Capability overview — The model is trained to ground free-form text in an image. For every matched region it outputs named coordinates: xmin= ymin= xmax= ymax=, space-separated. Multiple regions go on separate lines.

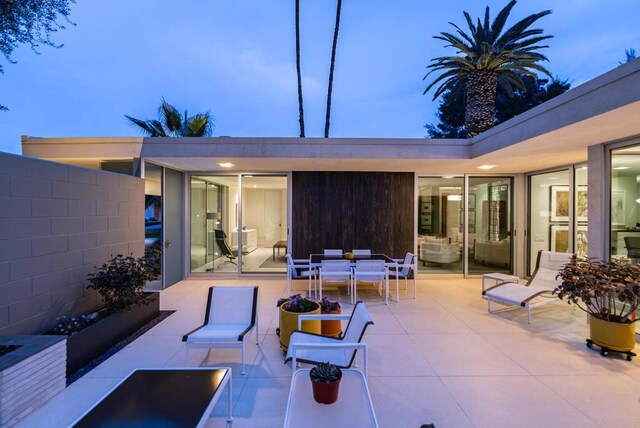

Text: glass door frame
xmin=186 ymin=171 xmax=292 ymax=276
xmin=464 ymin=174 xmax=516 ymax=277
xmin=525 ymin=163 xmax=587 ymax=276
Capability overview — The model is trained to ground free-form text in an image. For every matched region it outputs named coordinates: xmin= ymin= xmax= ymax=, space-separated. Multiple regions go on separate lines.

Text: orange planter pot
xmin=321 ymin=310 xmax=342 ymax=337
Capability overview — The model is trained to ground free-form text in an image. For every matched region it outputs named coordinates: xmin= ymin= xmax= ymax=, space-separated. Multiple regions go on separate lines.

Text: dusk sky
xmin=1 ymin=0 xmax=639 ymax=154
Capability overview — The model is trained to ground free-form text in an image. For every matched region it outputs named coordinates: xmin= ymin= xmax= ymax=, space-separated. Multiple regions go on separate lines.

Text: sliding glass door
xmin=417 ymin=177 xmax=464 ymax=274
xmin=467 ymin=177 xmax=513 ymax=275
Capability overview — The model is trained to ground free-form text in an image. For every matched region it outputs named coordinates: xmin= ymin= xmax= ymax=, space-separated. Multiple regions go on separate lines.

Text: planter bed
xmin=61 ymin=292 xmax=160 ymax=376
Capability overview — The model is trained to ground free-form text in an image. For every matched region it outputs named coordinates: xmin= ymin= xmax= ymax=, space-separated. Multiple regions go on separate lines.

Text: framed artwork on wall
xmin=576 ymin=185 xmax=588 ymax=223
xmin=549 ymin=224 xmax=588 ymax=254
xmin=550 ymin=223 xmax=569 ymax=253
xmin=550 ymin=185 xmax=570 ymax=222
xmin=611 ymin=189 xmax=626 ymax=227
xmin=468 ymin=194 xmax=476 ymax=210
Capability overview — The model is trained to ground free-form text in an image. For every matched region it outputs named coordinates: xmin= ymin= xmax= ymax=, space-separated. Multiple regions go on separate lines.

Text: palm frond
xmin=159 ymin=100 xmax=182 ymax=132
xmin=125 ymin=115 xmax=166 ymax=137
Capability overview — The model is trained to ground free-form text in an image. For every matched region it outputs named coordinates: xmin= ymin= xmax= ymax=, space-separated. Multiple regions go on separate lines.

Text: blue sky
xmin=0 ymin=0 xmax=639 ymax=154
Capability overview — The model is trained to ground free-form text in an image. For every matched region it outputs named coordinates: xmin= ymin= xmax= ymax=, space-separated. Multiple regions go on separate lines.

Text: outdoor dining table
xmin=308 ymin=253 xmax=397 ymax=266
xmin=309 ymin=254 xmax=400 ymax=303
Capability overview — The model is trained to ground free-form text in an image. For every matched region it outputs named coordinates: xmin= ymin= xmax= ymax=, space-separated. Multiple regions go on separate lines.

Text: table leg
xmin=227 ymin=373 xmax=233 ymax=423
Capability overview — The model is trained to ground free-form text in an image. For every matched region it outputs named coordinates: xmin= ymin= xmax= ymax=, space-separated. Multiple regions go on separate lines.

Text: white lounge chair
xmin=352 ymin=249 xmax=372 ymax=256
xmin=285 ymin=301 xmax=374 ymax=376
xmin=483 ymin=250 xmax=574 ymax=324
xmin=183 ymin=286 xmax=259 ymax=375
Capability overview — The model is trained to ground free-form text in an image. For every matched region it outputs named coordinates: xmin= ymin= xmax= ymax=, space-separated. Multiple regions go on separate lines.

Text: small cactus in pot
xmin=310 ymin=362 xmax=342 ymax=404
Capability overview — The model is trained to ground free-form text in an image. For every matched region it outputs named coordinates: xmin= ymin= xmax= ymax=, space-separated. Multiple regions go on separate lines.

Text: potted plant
xmin=277 ymin=294 xmax=321 ymax=350
xmin=554 ymin=257 xmax=639 ymax=359
xmin=310 ymin=362 xmax=342 ymax=404
xmin=319 ymin=297 xmax=342 ymax=337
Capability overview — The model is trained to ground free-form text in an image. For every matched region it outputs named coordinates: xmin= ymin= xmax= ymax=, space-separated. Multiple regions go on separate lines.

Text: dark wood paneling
xmin=292 ymin=172 xmax=414 ymax=259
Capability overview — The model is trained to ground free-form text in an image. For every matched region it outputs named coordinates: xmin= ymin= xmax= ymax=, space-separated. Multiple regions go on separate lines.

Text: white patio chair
xmin=286 ymin=253 xmax=316 ymax=298
xmin=182 ymin=286 xmax=259 ymax=375
xmin=352 ymin=249 xmax=372 ymax=256
xmin=388 ymin=252 xmax=417 ymax=300
xmin=483 ymin=250 xmax=575 ymax=323
xmin=353 ymin=260 xmax=389 ymax=304
xmin=324 ymin=249 xmax=343 ymax=256
xmin=285 ymin=301 xmax=374 ymax=376
xmin=318 ymin=260 xmax=352 ymax=299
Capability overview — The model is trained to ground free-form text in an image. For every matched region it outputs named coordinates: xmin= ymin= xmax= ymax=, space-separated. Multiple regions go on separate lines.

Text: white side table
xmin=284 ymin=369 xmax=378 ymax=428
xmin=482 ymin=272 xmax=519 ymax=292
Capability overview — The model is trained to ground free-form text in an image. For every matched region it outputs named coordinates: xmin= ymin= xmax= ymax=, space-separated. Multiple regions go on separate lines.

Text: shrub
xmin=319 ymin=296 xmax=341 ymax=312
xmin=50 ymin=314 xmax=97 ymax=336
xmin=87 ymin=254 xmax=151 ymax=314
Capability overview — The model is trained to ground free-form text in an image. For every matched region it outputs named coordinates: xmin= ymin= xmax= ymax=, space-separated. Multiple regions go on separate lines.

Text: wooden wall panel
xmin=292 ymin=172 xmax=414 ymax=259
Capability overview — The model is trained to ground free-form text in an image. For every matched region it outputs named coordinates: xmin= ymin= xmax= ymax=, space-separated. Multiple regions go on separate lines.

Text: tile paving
xmin=18 ymin=277 xmax=640 ymax=427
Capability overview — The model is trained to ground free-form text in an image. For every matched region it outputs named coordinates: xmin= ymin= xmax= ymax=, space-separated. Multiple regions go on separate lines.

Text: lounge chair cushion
xmin=484 ymin=282 xmax=550 ymax=306
xmin=185 ymin=323 xmax=250 ymax=342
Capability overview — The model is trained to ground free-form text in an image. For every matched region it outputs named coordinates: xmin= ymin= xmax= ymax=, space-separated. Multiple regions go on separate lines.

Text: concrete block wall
xmin=0 ymin=152 xmax=145 ymax=335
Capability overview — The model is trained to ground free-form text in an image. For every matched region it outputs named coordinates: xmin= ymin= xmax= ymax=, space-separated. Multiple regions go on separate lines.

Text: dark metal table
xmin=71 ymin=368 xmax=232 ymax=428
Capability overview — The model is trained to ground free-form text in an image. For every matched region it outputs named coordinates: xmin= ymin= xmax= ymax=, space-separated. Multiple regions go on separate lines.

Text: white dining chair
xmin=318 ymin=259 xmax=352 ymax=298
xmin=352 ymin=260 xmax=389 ymax=304
xmin=324 ymin=249 xmax=343 ymax=256
xmin=352 ymin=249 xmax=372 ymax=256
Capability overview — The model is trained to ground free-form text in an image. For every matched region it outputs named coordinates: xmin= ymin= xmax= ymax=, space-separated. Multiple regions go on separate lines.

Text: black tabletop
xmin=309 ymin=253 xmax=396 ymax=264
xmin=72 ymin=369 xmax=229 ymax=428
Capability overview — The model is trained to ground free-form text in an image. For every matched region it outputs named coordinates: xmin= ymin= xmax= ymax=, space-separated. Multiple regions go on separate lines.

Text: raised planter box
xmin=65 ymin=292 xmax=160 ymax=375
xmin=0 ymin=336 xmax=66 ymax=428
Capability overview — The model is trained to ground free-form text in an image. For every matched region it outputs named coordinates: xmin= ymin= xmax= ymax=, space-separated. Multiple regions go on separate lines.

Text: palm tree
xmin=125 ymin=100 xmax=214 ymax=137
xmin=295 ymin=0 xmax=305 ymax=137
xmin=324 ymin=0 xmax=342 ymax=138
xmin=424 ymin=1 xmax=552 ymax=137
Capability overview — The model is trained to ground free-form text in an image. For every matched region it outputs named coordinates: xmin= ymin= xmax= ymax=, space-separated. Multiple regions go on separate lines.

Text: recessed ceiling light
xmin=442 ymin=175 xmax=455 ymax=179
xmin=244 ymin=175 xmax=253 ymax=178
xmin=218 ymin=162 xmax=234 ymax=168
xmin=477 ymin=165 xmax=496 ymax=170
xmin=548 ymin=177 xmax=558 ymax=180
xmin=614 ymin=166 xmax=630 ymax=170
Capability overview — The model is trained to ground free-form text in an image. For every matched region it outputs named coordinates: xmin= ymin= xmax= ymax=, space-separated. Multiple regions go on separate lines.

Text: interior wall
xmin=242 ymin=188 xmax=287 ymax=246
xmin=291 ymin=172 xmax=414 ymax=259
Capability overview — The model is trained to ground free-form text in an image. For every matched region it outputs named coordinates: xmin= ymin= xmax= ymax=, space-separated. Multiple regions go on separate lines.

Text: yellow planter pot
xmin=589 ymin=315 xmax=636 ymax=352
xmin=279 ymin=302 xmax=321 ymax=350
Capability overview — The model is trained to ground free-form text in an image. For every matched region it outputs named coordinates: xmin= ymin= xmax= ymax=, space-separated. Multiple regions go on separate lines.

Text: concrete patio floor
xmin=19 ymin=277 xmax=640 ymax=428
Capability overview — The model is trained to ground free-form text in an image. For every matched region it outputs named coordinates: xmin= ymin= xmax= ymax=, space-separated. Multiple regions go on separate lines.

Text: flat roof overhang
xmin=22 ymin=59 xmax=640 ymax=174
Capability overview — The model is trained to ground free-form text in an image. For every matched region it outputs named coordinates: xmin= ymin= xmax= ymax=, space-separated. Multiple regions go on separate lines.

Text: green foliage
xmin=125 ymin=99 xmax=214 ymax=137
xmin=425 ymin=75 xmax=570 ymax=138
xmin=424 ymin=0 xmax=553 ymax=101
xmin=310 ymin=362 xmax=342 ymax=383
xmin=620 ymin=48 xmax=637 ymax=65
xmin=0 ymin=0 xmax=75 ymax=110
xmin=277 ymin=294 xmax=319 ymax=313
xmin=87 ymin=254 xmax=151 ymax=314
xmin=554 ymin=258 xmax=640 ymax=324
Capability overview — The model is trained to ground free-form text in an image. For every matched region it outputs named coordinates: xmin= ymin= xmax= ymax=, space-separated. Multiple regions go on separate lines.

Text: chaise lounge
xmin=482 ymin=250 xmax=575 ymax=323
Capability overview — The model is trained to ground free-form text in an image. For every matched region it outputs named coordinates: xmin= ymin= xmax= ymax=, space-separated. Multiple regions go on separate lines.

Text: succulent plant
xmin=310 ymin=362 xmax=342 ymax=384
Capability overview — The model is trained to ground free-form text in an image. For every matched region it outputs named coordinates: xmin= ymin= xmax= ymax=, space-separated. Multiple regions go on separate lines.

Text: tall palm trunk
xmin=464 ymin=71 xmax=498 ymax=137
xmin=295 ymin=0 xmax=305 ymax=138
xmin=324 ymin=0 xmax=342 ymax=138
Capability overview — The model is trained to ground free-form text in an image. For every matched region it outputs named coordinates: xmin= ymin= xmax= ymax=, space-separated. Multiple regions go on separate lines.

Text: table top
xmin=309 ymin=253 xmax=396 ymax=265
xmin=284 ymin=369 xmax=378 ymax=428
xmin=71 ymin=368 xmax=230 ymax=428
